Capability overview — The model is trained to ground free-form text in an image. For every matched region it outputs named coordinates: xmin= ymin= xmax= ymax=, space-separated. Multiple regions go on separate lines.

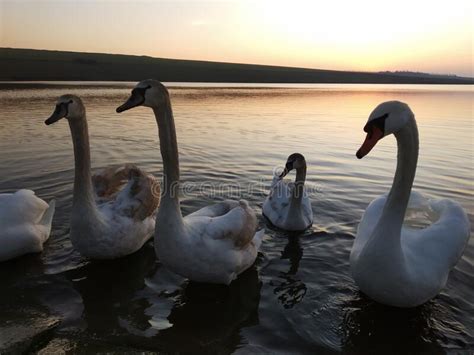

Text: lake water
xmin=0 ymin=82 xmax=472 ymax=353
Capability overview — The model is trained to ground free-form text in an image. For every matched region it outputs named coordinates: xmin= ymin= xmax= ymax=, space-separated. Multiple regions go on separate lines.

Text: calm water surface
xmin=0 ymin=82 xmax=473 ymax=353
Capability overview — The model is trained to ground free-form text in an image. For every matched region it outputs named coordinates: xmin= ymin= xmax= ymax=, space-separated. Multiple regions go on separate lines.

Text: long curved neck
xmin=290 ymin=163 xmax=306 ymax=208
xmin=68 ymin=115 xmax=96 ymax=212
xmin=152 ymin=94 xmax=183 ymax=222
xmin=377 ymin=118 xmax=419 ymax=239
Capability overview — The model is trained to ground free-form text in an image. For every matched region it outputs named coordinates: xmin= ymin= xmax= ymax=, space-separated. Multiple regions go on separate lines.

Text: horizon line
xmin=3 ymin=46 xmax=472 ymax=80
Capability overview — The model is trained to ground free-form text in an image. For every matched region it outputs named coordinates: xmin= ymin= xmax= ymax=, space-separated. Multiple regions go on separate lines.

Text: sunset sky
xmin=1 ymin=0 xmax=473 ymax=77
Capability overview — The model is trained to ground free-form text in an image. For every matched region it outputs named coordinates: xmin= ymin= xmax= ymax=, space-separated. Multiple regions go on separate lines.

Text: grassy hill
xmin=1 ymin=48 xmax=473 ymax=84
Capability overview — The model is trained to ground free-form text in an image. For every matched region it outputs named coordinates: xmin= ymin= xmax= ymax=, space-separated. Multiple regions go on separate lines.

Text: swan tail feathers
xmin=252 ymin=229 xmax=265 ymax=250
xmin=39 ymin=199 xmax=56 ymax=240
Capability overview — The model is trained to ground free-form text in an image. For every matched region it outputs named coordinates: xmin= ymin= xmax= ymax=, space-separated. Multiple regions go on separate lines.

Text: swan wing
xmin=351 ymin=194 xmax=388 ymax=264
xmin=353 ymin=191 xmax=470 ymax=276
xmin=0 ymin=191 xmax=55 ymax=261
xmin=186 ymin=200 xmax=258 ymax=249
xmin=0 ymin=190 xmax=49 ymax=226
xmin=262 ymin=180 xmax=291 ymax=226
xmin=403 ymin=196 xmax=470 ymax=274
xmin=82 ymin=166 xmax=157 ymax=258
xmin=38 ymin=199 xmax=56 ymax=242
xmin=187 ymin=199 xmax=240 ymax=218
xmin=263 ymin=180 xmax=313 ymax=230
xmin=353 ymin=191 xmax=429 ymax=258
xmin=109 ymin=166 xmax=160 ymax=221
xmin=302 ymin=192 xmax=314 ymax=224
xmin=356 ymin=191 xmax=431 ymax=243
xmin=92 ymin=163 xmax=138 ymax=199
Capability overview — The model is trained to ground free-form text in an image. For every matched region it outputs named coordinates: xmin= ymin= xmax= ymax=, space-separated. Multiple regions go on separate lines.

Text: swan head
xmin=45 ymin=95 xmax=85 ymax=125
xmin=116 ymin=79 xmax=168 ymax=113
xmin=356 ymin=101 xmax=414 ymax=159
xmin=279 ymin=153 xmax=306 ymax=178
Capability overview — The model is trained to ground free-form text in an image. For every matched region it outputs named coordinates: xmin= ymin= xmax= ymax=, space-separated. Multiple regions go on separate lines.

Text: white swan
xmin=0 ymin=190 xmax=55 ymax=262
xmin=350 ymin=101 xmax=470 ymax=307
xmin=262 ymin=153 xmax=313 ymax=231
xmin=116 ymin=80 xmax=264 ymax=285
xmin=45 ymin=95 xmax=160 ymax=259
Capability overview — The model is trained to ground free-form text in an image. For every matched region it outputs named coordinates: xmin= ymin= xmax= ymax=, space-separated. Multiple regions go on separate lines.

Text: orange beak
xmin=356 ymin=126 xmax=384 ymax=159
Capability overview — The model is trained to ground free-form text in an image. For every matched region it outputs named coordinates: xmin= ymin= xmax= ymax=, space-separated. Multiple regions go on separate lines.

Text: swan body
xmin=45 ymin=95 xmax=160 ymax=259
xmin=117 ymin=80 xmax=264 ymax=284
xmin=263 ymin=153 xmax=313 ymax=231
xmin=0 ymin=190 xmax=55 ymax=261
xmin=158 ymin=199 xmax=264 ymax=284
xmin=350 ymin=101 xmax=470 ymax=307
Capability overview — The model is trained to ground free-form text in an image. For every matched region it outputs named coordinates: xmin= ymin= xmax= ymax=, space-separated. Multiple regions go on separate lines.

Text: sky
xmin=1 ymin=0 xmax=473 ymax=77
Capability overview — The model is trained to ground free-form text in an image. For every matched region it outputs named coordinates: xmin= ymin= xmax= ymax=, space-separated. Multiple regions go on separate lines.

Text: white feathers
xmin=69 ymin=165 xmax=159 ymax=260
xmin=263 ymin=178 xmax=313 ymax=231
xmin=157 ymin=199 xmax=265 ymax=285
xmin=121 ymin=79 xmax=264 ymax=285
xmin=46 ymin=95 xmax=160 ymax=260
xmin=262 ymin=156 xmax=313 ymax=232
xmin=351 ymin=191 xmax=470 ymax=307
xmin=0 ymin=190 xmax=55 ymax=261
xmin=350 ymin=102 xmax=470 ymax=307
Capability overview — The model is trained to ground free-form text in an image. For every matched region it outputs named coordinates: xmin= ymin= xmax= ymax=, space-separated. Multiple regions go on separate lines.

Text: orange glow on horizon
xmin=1 ymin=0 xmax=472 ymax=77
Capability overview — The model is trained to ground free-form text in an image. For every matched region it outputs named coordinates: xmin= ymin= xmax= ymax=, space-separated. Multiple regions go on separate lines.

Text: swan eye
xmin=54 ymin=102 xmax=68 ymax=115
xmin=364 ymin=113 xmax=388 ymax=134
xmin=132 ymin=85 xmax=152 ymax=99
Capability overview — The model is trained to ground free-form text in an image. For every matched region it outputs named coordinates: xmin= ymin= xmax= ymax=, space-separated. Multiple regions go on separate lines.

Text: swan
xmin=45 ymin=95 xmax=160 ymax=259
xmin=350 ymin=100 xmax=470 ymax=307
xmin=116 ymin=80 xmax=264 ymax=285
xmin=262 ymin=153 xmax=313 ymax=231
xmin=0 ymin=190 xmax=55 ymax=261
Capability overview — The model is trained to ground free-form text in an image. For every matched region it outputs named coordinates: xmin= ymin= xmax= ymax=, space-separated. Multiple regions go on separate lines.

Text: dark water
xmin=0 ymin=82 xmax=472 ymax=354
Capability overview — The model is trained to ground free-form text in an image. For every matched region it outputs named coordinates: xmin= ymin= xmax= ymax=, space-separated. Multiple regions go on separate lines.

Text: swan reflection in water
xmin=64 ymin=242 xmax=157 ymax=334
xmin=3 ymin=242 xmax=260 ymax=353
xmin=118 ymin=262 xmax=262 ymax=353
xmin=341 ymin=295 xmax=450 ymax=354
xmin=271 ymin=234 xmax=307 ymax=309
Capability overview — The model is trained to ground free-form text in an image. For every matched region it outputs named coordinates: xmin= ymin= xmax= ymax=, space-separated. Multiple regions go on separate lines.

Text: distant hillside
xmin=1 ymin=48 xmax=473 ymax=84
xmin=378 ymin=70 xmax=469 ymax=80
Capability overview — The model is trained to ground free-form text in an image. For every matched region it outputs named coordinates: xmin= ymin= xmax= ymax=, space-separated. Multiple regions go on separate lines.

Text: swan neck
xmin=381 ymin=118 xmax=419 ymax=232
xmin=291 ymin=164 xmax=306 ymax=207
xmin=152 ymin=99 xmax=182 ymax=219
xmin=68 ymin=116 xmax=96 ymax=210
